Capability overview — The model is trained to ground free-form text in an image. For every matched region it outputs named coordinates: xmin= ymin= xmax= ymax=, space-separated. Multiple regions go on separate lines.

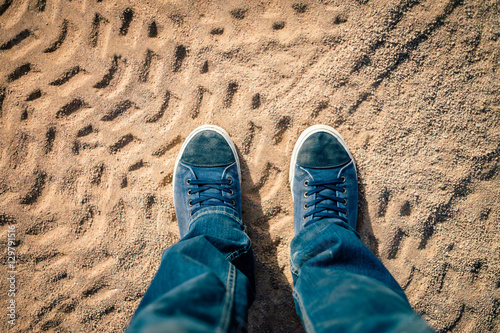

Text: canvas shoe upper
xmin=289 ymin=125 xmax=358 ymax=234
xmin=173 ymin=125 xmax=242 ymax=238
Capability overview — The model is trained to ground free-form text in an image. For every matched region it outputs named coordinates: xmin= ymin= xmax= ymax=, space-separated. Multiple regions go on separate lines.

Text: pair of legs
xmin=126 ymin=125 xmax=433 ymax=333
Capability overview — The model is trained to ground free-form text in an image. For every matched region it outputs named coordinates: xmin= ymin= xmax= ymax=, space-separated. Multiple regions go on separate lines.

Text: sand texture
xmin=0 ymin=0 xmax=499 ymax=332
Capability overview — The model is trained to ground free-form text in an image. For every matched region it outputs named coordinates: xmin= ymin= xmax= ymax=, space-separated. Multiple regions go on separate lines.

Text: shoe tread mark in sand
xmin=230 ymin=8 xmax=248 ymax=20
xmin=191 ymin=86 xmax=207 ymax=119
xmin=93 ymin=55 xmax=123 ymax=89
xmin=90 ymin=163 xmax=105 ymax=185
xmin=251 ymin=93 xmax=261 ymax=109
xmin=119 ymin=8 xmax=134 ymax=36
xmin=0 ymin=86 xmax=5 ymax=116
xmin=25 ymin=215 xmax=57 ymax=236
xmin=20 ymin=106 xmax=28 ymax=120
xmin=56 ymin=99 xmax=89 ymax=118
xmin=311 ymin=99 xmax=328 ymax=118
xmin=26 ymin=88 xmax=42 ymax=101
xmin=173 ymin=45 xmax=187 ymax=72
xmin=100 ymin=100 xmax=135 ymax=121
xmin=377 ymin=187 xmax=391 ymax=218
xmin=0 ymin=213 xmax=16 ymax=226
xmin=89 ymin=13 xmax=108 ymax=47
xmin=210 ymin=27 xmax=224 ymax=35
xmin=20 ymin=170 xmax=47 ymax=205
xmin=35 ymin=0 xmax=46 ymax=12
xmin=139 ymin=49 xmax=155 ymax=82
xmin=200 ymin=60 xmax=209 ymax=73
xmin=144 ymin=194 xmax=156 ymax=219
xmin=252 ymin=162 xmax=281 ymax=193
xmin=49 ymin=66 xmax=84 ymax=86
xmin=109 ymin=134 xmax=134 ymax=154
xmin=146 ymin=90 xmax=170 ymax=123
xmin=77 ymin=125 xmax=93 ymax=138
xmin=152 ymin=135 xmax=182 ymax=157
xmin=148 ymin=21 xmax=157 ymax=37
xmin=128 ymin=160 xmax=144 ymax=172
xmin=241 ymin=121 xmax=262 ymax=155
xmin=242 ymin=121 xmax=262 ymax=155
xmin=0 ymin=29 xmax=31 ymax=51
xmin=44 ymin=20 xmax=69 ymax=53
xmin=32 ymin=290 xmax=68 ymax=327
xmin=272 ymin=21 xmax=285 ymax=30
xmin=273 ymin=116 xmax=292 ymax=145
xmin=7 ymin=131 xmax=31 ymax=169
xmin=7 ymin=63 xmax=31 ymax=82
xmin=223 ymin=81 xmax=238 ymax=108
xmin=44 ymin=126 xmax=56 ymax=154
xmin=0 ymin=0 xmax=12 ymax=16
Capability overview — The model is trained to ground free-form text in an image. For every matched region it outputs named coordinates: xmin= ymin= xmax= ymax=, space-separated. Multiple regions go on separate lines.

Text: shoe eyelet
xmin=341 ymin=176 xmax=346 ymax=183
xmin=186 ymin=179 xmax=191 ymax=185
xmin=304 ymin=203 xmax=308 ymax=209
xmin=187 ymin=189 xmax=192 ymax=195
xmin=302 ymin=216 xmax=306 ymax=221
xmin=342 ymin=187 xmax=346 ymax=193
xmin=188 ymin=200 xmax=193 ymax=206
xmin=231 ymin=199 xmax=236 ymax=206
xmin=227 ymin=178 xmax=233 ymax=185
xmin=343 ymin=199 xmax=347 ymax=205
xmin=304 ymin=180 xmax=309 ymax=186
xmin=229 ymin=189 xmax=234 ymax=195
xmin=304 ymin=192 xmax=309 ymax=198
xmin=190 ymin=212 xmax=193 ymax=217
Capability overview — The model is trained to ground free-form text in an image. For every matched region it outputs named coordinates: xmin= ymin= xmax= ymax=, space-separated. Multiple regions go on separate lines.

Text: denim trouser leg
xmin=290 ymin=219 xmax=434 ymax=333
xmin=126 ymin=207 xmax=255 ymax=333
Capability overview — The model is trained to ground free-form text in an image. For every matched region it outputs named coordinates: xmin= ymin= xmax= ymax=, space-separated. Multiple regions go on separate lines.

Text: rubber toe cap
xmin=181 ymin=131 xmax=236 ymax=167
xmin=296 ymin=132 xmax=351 ymax=168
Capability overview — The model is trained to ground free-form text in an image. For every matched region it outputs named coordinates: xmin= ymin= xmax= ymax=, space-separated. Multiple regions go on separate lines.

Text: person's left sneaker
xmin=289 ymin=125 xmax=358 ymax=235
xmin=173 ymin=125 xmax=241 ymax=238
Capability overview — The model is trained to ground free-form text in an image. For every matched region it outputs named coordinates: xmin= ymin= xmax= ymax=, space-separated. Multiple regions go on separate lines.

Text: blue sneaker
xmin=173 ymin=125 xmax=241 ymax=238
xmin=289 ymin=125 xmax=358 ymax=234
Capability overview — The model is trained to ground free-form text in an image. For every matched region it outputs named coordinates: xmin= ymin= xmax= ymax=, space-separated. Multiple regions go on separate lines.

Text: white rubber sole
xmin=172 ymin=125 xmax=241 ymax=192
xmin=289 ymin=124 xmax=355 ymax=188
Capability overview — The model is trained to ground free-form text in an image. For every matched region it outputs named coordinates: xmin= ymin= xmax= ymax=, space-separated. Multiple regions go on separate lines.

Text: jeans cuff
xmin=189 ymin=206 xmax=244 ymax=228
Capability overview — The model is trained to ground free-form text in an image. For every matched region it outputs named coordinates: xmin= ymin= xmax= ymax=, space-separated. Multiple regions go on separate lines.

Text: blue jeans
xmin=126 ymin=207 xmax=433 ymax=333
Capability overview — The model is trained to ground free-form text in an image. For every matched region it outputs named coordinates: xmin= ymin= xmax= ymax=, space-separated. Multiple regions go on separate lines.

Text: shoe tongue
xmin=190 ymin=166 xmax=228 ymax=207
xmin=305 ymin=167 xmax=341 ymax=219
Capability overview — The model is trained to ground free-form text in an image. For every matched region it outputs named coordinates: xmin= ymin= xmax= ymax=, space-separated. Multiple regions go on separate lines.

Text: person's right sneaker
xmin=289 ymin=125 xmax=358 ymax=234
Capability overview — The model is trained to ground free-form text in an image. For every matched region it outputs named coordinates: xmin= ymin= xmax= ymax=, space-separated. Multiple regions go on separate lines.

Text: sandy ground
xmin=0 ymin=0 xmax=499 ymax=332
